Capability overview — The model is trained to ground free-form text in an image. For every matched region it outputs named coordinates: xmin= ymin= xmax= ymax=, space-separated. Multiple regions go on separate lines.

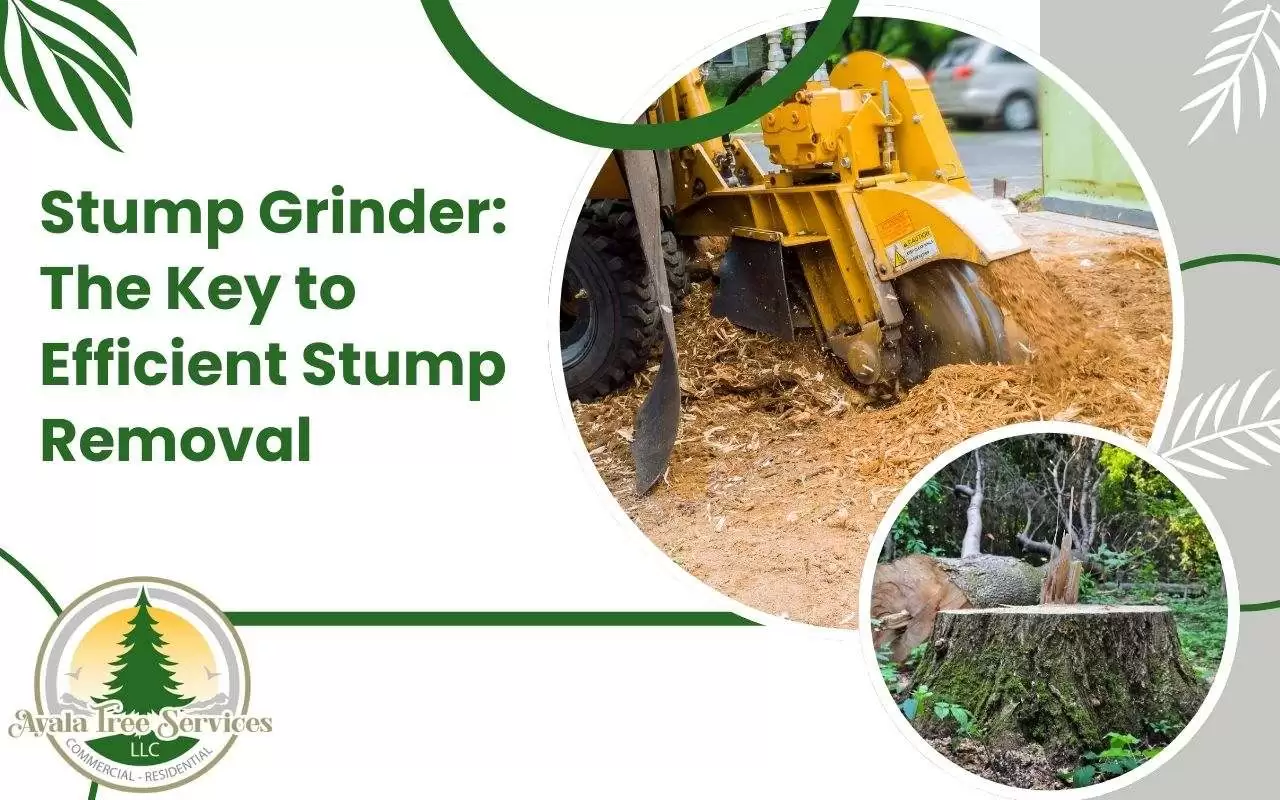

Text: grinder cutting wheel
xmin=560 ymin=51 xmax=1030 ymax=493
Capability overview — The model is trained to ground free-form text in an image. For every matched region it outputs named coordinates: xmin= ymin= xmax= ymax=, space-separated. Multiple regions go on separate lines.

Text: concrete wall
xmin=1040 ymin=76 xmax=1155 ymax=228
xmin=704 ymin=38 xmax=767 ymax=94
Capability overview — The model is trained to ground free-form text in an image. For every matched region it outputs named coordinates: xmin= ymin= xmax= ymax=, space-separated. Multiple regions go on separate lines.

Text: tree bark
xmin=911 ymin=606 xmax=1205 ymax=762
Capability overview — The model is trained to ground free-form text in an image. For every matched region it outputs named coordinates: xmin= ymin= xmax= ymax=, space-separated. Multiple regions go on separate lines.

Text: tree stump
xmin=911 ymin=606 xmax=1205 ymax=761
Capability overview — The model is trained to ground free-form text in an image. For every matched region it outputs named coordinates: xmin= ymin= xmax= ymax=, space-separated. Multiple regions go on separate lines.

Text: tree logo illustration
xmin=94 ymin=588 xmax=193 ymax=715
xmin=25 ymin=577 xmax=267 ymax=792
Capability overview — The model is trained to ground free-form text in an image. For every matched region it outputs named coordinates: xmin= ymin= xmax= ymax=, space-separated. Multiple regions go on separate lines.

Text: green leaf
xmin=54 ymin=54 xmax=117 ymax=149
xmin=1100 ymin=762 xmax=1126 ymax=776
xmin=18 ymin=0 xmax=130 ymax=91
xmin=1070 ymin=766 xmax=1096 ymax=787
xmin=0 ymin=0 xmax=26 ymax=106
xmin=60 ymin=0 xmax=134 ymax=53
xmin=952 ymin=707 xmax=971 ymax=727
xmin=1097 ymin=748 xmax=1130 ymax=759
xmin=933 ymin=703 xmax=950 ymax=720
xmin=1140 ymin=747 xmax=1164 ymax=759
xmin=18 ymin=16 xmax=75 ymax=131
xmin=38 ymin=31 xmax=130 ymax=125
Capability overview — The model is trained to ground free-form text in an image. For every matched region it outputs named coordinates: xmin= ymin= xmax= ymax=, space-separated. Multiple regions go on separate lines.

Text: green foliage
xmin=886 ymin=479 xmax=947 ymax=560
xmin=877 ymin=645 xmax=900 ymax=685
xmin=1147 ymin=719 xmax=1177 ymax=739
xmin=899 ymin=684 xmax=933 ymax=721
xmin=933 ymin=700 xmax=981 ymax=737
xmin=1063 ymin=732 xmax=1161 ymax=787
xmin=1078 ymin=569 xmax=1099 ymax=601
xmin=877 ymin=642 xmax=930 ymax=691
xmin=1098 ymin=444 xmax=1219 ymax=580
xmin=1094 ymin=543 xmax=1138 ymax=578
xmin=830 ymin=18 xmax=959 ymax=68
xmin=1169 ymin=593 xmax=1229 ymax=675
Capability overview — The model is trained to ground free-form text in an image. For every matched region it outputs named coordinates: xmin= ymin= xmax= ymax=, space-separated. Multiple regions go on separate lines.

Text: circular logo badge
xmin=33 ymin=578 xmax=255 ymax=792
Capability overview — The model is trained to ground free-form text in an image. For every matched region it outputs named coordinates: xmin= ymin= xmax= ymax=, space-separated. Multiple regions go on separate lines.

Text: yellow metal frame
xmin=658 ymin=52 xmax=1028 ymax=347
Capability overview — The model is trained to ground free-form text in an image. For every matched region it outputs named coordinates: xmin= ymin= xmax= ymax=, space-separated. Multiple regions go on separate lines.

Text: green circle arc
xmin=419 ymin=0 xmax=860 ymax=149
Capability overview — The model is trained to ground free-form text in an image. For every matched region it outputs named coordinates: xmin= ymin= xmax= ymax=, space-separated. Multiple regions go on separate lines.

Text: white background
xmin=0 ymin=2 xmax=1038 ymax=797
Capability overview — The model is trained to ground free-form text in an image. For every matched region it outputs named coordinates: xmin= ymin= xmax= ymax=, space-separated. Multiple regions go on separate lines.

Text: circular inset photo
xmin=864 ymin=428 xmax=1232 ymax=791
xmin=559 ymin=15 xmax=1175 ymax=627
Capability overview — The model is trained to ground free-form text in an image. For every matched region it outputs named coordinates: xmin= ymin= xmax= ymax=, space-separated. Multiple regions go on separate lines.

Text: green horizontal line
xmin=1242 ymin=600 xmax=1280 ymax=612
xmin=225 ymin=611 xmax=759 ymax=627
xmin=1181 ymin=253 xmax=1280 ymax=270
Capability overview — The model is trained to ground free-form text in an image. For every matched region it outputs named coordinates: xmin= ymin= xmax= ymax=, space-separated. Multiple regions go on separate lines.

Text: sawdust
xmin=572 ymin=230 xmax=1170 ymax=628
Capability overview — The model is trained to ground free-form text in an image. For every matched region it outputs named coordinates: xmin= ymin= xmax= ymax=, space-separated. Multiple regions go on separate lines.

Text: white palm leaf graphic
xmin=1181 ymin=3 xmax=1280 ymax=143
xmin=1162 ymin=370 xmax=1280 ymax=479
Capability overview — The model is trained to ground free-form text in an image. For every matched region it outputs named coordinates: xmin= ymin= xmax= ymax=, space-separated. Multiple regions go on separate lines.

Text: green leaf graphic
xmin=18 ymin=15 xmax=75 ymax=130
xmin=0 ymin=0 xmax=135 ymax=149
xmin=22 ymin=0 xmax=129 ymax=91
xmin=0 ymin=1 xmax=26 ymax=106
xmin=40 ymin=31 xmax=131 ymax=125
xmin=55 ymin=53 xmax=117 ymax=148
xmin=61 ymin=0 xmax=134 ymax=53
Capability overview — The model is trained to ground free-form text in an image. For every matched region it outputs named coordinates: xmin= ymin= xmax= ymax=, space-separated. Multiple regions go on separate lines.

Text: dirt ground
xmin=572 ymin=220 xmax=1171 ymax=628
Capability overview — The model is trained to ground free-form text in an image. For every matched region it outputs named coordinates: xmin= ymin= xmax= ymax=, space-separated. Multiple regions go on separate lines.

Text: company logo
xmin=9 ymin=578 xmax=268 ymax=791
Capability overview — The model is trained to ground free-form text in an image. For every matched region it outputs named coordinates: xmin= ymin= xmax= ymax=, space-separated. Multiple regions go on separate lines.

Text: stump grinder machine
xmin=561 ymin=52 xmax=1030 ymax=493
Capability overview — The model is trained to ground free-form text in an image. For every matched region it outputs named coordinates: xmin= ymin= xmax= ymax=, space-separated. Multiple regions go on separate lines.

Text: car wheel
xmin=954 ymin=117 xmax=985 ymax=132
xmin=1000 ymin=93 xmax=1037 ymax=131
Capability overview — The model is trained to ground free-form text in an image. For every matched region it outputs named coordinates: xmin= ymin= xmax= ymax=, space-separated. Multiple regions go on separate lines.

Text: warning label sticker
xmin=885 ymin=227 xmax=940 ymax=270
xmin=877 ymin=210 xmax=914 ymax=243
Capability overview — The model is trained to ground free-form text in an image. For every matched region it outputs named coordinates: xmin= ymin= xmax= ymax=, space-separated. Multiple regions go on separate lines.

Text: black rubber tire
xmin=953 ymin=117 xmax=986 ymax=132
xmin=560 ymin=201 xmax=660 ymax=402
xmin=662 ymin=230 xmax=691 ymax=313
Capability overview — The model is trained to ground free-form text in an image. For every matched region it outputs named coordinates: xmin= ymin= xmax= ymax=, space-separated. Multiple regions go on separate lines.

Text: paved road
xmin=741 ymin=129 xmax=1041 ymax=199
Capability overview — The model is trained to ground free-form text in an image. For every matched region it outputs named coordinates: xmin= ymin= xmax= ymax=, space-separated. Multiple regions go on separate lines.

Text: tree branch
xmin=960 ymin=452 xmax=985 ymax=557
xmin=1015 ymin=506 xmax=1055 ymax=555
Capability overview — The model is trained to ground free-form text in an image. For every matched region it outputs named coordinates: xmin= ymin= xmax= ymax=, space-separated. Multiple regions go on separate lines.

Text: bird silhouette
xmin=64 ymin=666 xmax=82 ymax=680
xmin=203 ymin=666 xmax=222 ymax=680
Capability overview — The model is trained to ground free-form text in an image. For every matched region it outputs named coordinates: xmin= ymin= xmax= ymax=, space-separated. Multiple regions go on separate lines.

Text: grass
xmin=1168 ymin=593 xmax=1228 ymax=676
xmin=1013 ymin=188 xmax=1043 ymax=212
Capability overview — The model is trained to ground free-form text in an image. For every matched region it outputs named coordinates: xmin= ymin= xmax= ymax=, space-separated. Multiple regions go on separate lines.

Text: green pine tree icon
xmin=94 ymin=588 xmax=191 ymax=714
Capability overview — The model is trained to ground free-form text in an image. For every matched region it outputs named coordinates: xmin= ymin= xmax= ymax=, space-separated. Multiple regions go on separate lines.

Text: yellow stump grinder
xmin=560 ymin=52 xmax=1030 ymax=493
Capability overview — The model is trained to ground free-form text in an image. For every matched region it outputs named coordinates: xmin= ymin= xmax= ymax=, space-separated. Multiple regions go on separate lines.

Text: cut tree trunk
xmin=1040 ymin=531 xmax=1081 ymax=604
xmin=872 ymin=554 xmax=1044 ymax=662
xmin=911 ymin=606 xmax=1205 ymax=761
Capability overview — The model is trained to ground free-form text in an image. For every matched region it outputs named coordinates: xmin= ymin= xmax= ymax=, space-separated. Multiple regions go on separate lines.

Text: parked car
xmin=927 ymin=37 xmax=1038 ymax=131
